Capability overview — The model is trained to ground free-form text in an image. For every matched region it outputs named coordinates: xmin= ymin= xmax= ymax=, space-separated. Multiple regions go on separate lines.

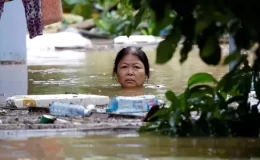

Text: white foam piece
xmin=5 ymin=94 xmax=110 ymax=109
xmin=26 ymin=31 xmax=93 ymax=51
xmin=113 ymin=35 xmax=160 ymax=44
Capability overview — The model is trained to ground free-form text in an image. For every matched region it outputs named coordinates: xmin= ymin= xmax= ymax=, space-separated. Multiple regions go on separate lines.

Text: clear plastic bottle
xmin=50 ymin=102 xmax=90 ymax=117
xmin=106 ymin=95 xmax=159 ymax=116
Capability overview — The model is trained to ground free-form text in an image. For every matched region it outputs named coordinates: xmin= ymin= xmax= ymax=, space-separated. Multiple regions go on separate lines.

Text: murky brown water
xmin=5 ymin=47 xmax=259 ymax=159
xmin=28 ymin=47 xmax=228 ymax=101
xmin=1 ymin=132 xmax=260 ymax=160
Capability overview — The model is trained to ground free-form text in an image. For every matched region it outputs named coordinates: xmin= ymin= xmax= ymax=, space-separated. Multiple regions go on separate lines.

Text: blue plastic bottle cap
xmin=106 ymin=108 xmax=111 ymax=112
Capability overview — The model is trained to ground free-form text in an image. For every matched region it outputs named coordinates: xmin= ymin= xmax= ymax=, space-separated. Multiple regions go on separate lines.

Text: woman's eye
xmin=134 ymin=66 xmax=141 ymax=69
xmin=121 ymin=66 xmax=127 ymax=68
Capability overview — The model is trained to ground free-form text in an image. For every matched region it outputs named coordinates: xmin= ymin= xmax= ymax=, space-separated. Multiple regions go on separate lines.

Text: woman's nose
xmin=127 ymin=68 xmax=134 ymax=75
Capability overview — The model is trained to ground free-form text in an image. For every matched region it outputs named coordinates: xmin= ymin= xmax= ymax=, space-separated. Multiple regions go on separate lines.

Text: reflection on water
xmin=0 ymin=133 xmax=260 ymax=159
xmin=28 ymin=48 xmax=228 ymax=101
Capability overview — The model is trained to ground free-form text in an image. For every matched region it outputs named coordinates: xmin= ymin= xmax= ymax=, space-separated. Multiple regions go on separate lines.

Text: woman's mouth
xmin=125 ymin=79 xmax=135 ymax=83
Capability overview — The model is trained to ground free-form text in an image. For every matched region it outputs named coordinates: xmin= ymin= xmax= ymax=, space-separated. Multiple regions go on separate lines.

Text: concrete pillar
xmin=0 ymin=0 xmax=28 ymax=104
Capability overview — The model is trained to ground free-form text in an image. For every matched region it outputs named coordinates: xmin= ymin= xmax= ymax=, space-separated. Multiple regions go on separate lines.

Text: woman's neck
xmin=120 ymin=87 xmax=145 ymax=96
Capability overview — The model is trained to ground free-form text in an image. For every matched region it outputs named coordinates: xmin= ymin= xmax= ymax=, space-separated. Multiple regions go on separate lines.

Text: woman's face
xmin=116 ymin=54 xmax=146 ymax=88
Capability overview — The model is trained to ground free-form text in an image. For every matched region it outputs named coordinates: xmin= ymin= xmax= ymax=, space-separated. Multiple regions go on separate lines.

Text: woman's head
xmin=113 ymin=46 xmax=150 ymax=88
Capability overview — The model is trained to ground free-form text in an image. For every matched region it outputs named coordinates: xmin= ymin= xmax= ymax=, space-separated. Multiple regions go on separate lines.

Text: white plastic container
xmin=5 ymin=94 xmax=110 ymax=109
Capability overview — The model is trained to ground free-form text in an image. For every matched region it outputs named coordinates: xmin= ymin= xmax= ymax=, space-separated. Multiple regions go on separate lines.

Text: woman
xmin=113 ymin=46 xmax=150 ymax=96
xmin=112 ymin=46 xmax=160 ymax=121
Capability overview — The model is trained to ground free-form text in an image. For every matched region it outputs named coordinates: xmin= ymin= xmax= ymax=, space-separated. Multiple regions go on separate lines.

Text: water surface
xmin=0 ymin=132 xmax=260 ymax=160
xmin=3 ymin=48 xmax=248 ymax=159
xmin=28 ymin=48 xmax=228 ymax=101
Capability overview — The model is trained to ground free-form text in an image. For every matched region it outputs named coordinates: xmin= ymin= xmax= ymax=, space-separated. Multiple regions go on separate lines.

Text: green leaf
xmin=63 ymin=0 xmax=85 ymax=5
xmin=216 ymin=91 xmax=227 ymax=104
xmin=187 ymin=85 xmax=215 ymax=111
xmin=152 ymin=6 xmax=175 ymax=36
xmin=156 ymin=40 xmax=175 ymax=64
xmin=188 ymin=72 xmax=217 ymax=87
xmin=217 ymin=78 xmax=240 ymax=96
xmin=115 ymin=20 xmax=130 ymax=33
xmin=150 ymin=108 xmax=170 ymax=120
xmin=199 ymin=36 xmax=221 ymax=65
xmin=197 ymin=24 xmax=222 ymax=66
xmin=188 ymin=85 xmax=215 ymax=98
xmin=195 ymin=16 xmax=212 ymax=37
xmin=223 ymin=50 xmax=241 ymax=65
xmin=129 ymin=0 xmax=141 ymax=10
xmin=165 ymin=90 xmax=180 ymax=108
xmin=180 ymin=40 xmax=193 ymax=63
xmin=166 ymin=90 xmax=177 ymax=102
xmin=126 ymin=25 xmax=132 ymax=37
xmin=156 ymin=26 xmax=181 ymax=64
xmin=216 ymin=65 xmax=250 ymax=96
xmin=71 ymin=3 xmax=93 ymax=19
xmin=94 ymin=19 xmax=110 ymax=31
xmin=132 ymin=7 xmax=145 ymax=29
xmin=124 ymin=6 xmax=145 ymax=37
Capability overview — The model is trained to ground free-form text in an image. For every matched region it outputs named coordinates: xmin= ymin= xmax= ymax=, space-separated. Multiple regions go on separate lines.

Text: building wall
xmin=0 ymin=0 xmax=28 ymax=104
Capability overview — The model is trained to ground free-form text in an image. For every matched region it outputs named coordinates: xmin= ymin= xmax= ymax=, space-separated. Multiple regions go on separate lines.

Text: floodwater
xmin=1 ymin=132 xmax=260 ymax=160
xmin=27 ymin=47 xmax=228 ymax=100
xmin=3 ymin=47 xmax=260 ymax=160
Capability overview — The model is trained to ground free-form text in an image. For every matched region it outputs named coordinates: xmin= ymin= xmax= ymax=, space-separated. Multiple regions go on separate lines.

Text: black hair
xmin=113 ymin=46 xmax=150 ymax=78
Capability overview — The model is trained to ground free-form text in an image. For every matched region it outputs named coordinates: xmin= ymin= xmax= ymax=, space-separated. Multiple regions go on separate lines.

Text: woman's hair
xmin=113 ymin=46 xmax=150 ymax=78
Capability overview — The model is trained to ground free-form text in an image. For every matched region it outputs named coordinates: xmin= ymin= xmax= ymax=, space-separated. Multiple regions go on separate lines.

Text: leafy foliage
xmin=62 ymin=0 xmax=153 ymax=36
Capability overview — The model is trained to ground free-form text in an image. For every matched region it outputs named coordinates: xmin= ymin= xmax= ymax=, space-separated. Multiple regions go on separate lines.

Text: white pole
xmin=0 ymin=0 xmax=28 ymax=104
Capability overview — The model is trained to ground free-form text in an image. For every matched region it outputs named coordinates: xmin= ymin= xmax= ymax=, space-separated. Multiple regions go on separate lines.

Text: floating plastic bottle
xmin=106 ymin=95 xmax=159 ymax=116
xmin=50 ymin=102 xmax=95 ymax=117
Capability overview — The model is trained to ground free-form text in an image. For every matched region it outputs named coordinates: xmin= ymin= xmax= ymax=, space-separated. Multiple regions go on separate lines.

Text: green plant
xmin=92 ymin=0 xmax=152 ymax=36
xmin=93 ymin=11 xmax=132 ymax=36
xmin=62 ymin=0 xmax=93 ymax=19
xmin=121 ymin=0 xmax=260 ymax=137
